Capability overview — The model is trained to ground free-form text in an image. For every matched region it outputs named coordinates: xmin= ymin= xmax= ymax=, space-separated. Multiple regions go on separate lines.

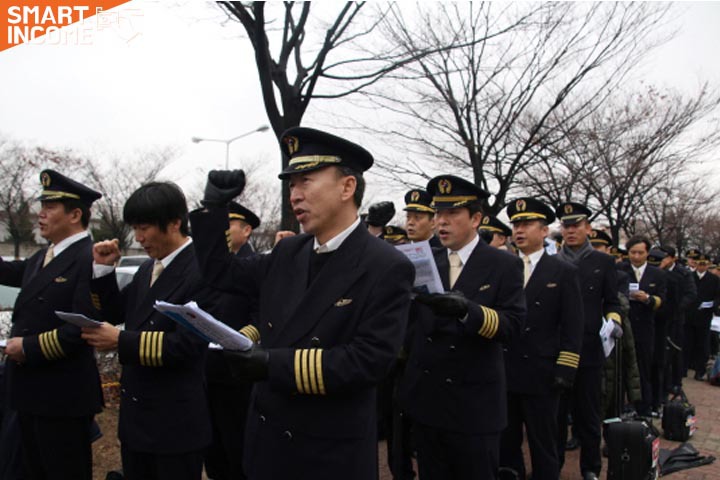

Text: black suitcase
xmin=662 ymin=390 xmax=696 ymax=441
xmin=606 ymin=418 xmax=660 ymax=479
xmin=604 ymin=337 xmax=660 ymax=480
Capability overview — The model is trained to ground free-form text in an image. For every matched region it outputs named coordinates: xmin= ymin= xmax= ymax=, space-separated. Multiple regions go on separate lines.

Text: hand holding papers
xmin=395 ymin=241 xmax=444 ymax=294
xmin=55 ymin=311 xmax=103 ymax=328
xmin=153 ymin=301 xmax=253 ymax=351
xmin=599 ymin=318 xmax=616 ymax=358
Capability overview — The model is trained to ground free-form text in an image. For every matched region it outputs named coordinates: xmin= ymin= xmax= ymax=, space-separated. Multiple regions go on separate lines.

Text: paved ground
xmin=378 ymin=374 xmax=719 ymax=479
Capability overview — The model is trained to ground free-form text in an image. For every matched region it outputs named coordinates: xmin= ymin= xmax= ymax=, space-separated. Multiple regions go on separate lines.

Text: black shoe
xmin=566 ymin=436 xmax=580 ymax=451
xmin=582 ymin=472 xmax=599 ymax=480
xmin=694 ymin=372 xmax=705 ymax=381
xmin=106 ymin=472 xmax=124 ymax=480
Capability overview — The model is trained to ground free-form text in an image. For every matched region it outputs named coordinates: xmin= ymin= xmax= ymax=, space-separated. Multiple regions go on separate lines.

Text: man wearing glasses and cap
xmin=189 ymin=127 xmax=415 ymax=480
xmin=0 ymin=170 xmax=103 ymax=480
xmin=554 ymin=202 xmax=621 ymax=480
xmin=399 ymin=175 xmax=526 ymax=479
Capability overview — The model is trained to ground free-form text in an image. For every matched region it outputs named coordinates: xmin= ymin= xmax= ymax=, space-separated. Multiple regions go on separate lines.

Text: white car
xmin=115 ymin=255 xmax=149 ymax=290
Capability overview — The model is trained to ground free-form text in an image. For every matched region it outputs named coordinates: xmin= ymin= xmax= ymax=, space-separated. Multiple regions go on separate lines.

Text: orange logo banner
xmin=1 ymin=0 xmax=132 ymax=52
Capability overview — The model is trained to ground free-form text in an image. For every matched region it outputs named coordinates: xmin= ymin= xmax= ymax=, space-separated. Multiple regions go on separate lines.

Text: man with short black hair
xmin=0 ymin=169 xmax=103 ymax=480
xmin=82 ymin=182 xmax=218 ymax=480
xmin=555 ymin=202 xmax=621 ymax=480
xmin=190 ymin=127 xmax=415 ymax=480
xmin=619 ymin=236 xmax=667 ymax=416
xmin=400 ymin=175 xmax=526 ymax=479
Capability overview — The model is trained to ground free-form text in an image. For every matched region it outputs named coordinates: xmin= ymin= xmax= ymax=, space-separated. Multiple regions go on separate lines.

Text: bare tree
xmin=634 ymin=175 xmax=719 ymax=252
xmin=0 ymin=138 xmax=85 ymax=257
xmin=522 ymin=84 xmax=720 ymax=244
xmin=84 ymin=147 xmax=178 ymax=251
xmin=362 ymin=2 xmax=673 ymax=214
xmin=216 ymin=1 xmax=510 ymax=229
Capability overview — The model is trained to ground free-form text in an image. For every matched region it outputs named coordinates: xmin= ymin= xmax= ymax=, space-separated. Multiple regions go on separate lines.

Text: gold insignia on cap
xmin=410 ymin=191 xmax=420 ymax=202
xmin=438 ymin=179 xmax=452 ymax=194
xmin=516 ymin=199 xmax=526 ymax=212
xmin=482 ymin=216 xmax=490 ymax=225
xmin=590 ymin=231 xmax=597 ymax=238
xmin=564 ymin=204 xmax=573 ymax=215
xmin=283 ymin=135 xmax=299 ymax=155
xmin=41 ymin=172 xmax=51 ymax=187
xmin=385 ymin=226 xmax=392 ymax=234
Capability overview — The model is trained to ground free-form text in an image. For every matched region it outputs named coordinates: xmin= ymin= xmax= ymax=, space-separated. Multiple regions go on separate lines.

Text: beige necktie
xmin=634 ymin=267 xmax=641 ymax=282
xmin=43 ymin=245 xmax=54 ymax=267
xmin=523 ymin=255 xmax=531 ymax=287
xmin=449 ymin=251 xmax=462 ymax=289
xmin=150 ymin=260 xmax=164 ymax=287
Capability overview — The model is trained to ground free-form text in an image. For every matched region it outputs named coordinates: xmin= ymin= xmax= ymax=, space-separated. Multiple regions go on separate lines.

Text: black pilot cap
xmin=278 ymin=127 xmax=373 ymax=179
xmin=37 ymin=169 xmax=102 ymax=207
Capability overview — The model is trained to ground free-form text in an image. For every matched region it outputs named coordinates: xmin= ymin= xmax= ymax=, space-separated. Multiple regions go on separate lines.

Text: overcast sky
xmin=1 ymin=1 xmax=719 ymax=212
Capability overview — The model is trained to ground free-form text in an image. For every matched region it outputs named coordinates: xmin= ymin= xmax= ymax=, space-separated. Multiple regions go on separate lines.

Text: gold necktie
xmin=150 ymin=260 xmax=164 ymax=287
xmin=449 ymin=251 xmax=462 ymax=289
xmin=43 ymin=245 xmax=54 ymax=267
xmin=523 ymin=255 xmax=531 ymax=287
xmin=634 ymin=268 xmax=641 ymax=282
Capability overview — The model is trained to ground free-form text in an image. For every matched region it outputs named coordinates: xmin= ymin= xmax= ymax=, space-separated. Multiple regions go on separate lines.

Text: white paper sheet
xmin=711 ymin=316 xmax=720 ymax=333
xmin=599 ymin=318 xmax=616 ymax=358
xmin=0 ymin=339 xmax=6 ymax=349
xmin=154 ymin=300 xmax=253 ymax=351
xmin=395 ymin=241 xmax=444 ymax=294
xmin=699 ymin=301 xmax=714 ymax=310
xmin=55 ymin=311 xmax=103 ymax=328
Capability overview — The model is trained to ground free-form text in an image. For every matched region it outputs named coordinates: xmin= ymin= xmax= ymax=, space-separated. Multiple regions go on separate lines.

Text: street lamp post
xmin=192 ymin=124 xmax=270 ymax=169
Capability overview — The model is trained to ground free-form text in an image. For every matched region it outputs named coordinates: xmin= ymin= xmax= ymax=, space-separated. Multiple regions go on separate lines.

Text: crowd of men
xmin=0 ymin=126 xmax=718 ymax=480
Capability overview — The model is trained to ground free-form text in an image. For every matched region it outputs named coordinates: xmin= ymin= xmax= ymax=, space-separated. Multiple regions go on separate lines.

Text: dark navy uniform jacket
xmin=619 ymin=263 xmax=667 ymax=345
xmin=91 ymin=244 xmax=218 ymax=454
xmin=504 ymin=252 xmax=584 ymax=395
xmin=1 ymin=237 xmax=103 ymax=417
xmin=206 ymin=242 xmax=259 ymax=385
xmin=575 ymin=251 xmax=622 ymax=368
xmin=399 ymin=239 xmax=526 ymax=434
xmin=190 ymin=208 xmax=415 ymax=480
xmin=687 ymin=271 xmax=720 ymax=326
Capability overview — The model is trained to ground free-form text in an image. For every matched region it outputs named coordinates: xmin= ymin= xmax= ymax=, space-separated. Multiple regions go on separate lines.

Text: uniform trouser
xmin=414 ymin=423 xmax=500 ymax=480
xmin=665 ymin=317 xmax=685 ymax=390
xmin=634 ymin=340 xmax=654 ymax=416
xmin=684 ymin=319 xmax=711 ymax=375
xmin=651 ymin=318 xmax=669 ymax=409
xmin=558 ymin=366 xmax=602 ymax=476
xmin=17 ymin=412 xmax=92 ymax=480
xmin=204 ymin=381 xmax=252 ymax=480
xmin=500 ymin=391 xmax=560 ymax=480
xmin=121 ymin=445 xmax=204 ymax=480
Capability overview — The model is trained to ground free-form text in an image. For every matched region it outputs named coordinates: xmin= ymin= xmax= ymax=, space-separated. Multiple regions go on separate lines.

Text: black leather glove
xmin=366 ymin=201 xmax=395 ymax=227
xmin=202 ymin=169 xmax=246 ymax=207
xmin=415 ymin=291 xmax=468 ymax=319
xmin=552 ymin=376 xmax=574 ymax=392
xmin=223 ymin=345 xmax=269 ymax=382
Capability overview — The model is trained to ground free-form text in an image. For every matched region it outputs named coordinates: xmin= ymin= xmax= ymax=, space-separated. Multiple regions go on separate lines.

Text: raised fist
xmin=202 ymin=170 xmax=246 ymax=207
xmin=93 ymin=239 xmax=121 ymax=266
xmin=366 ymin=201 xmax=395 ymax=227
